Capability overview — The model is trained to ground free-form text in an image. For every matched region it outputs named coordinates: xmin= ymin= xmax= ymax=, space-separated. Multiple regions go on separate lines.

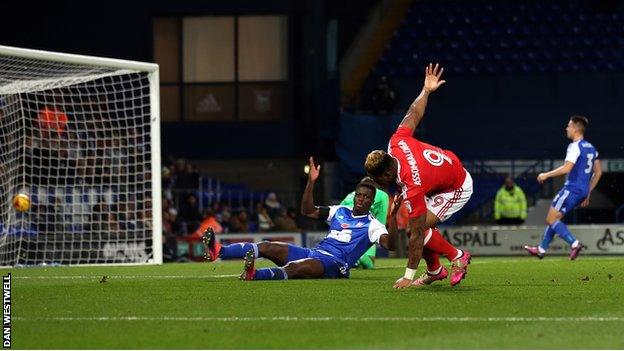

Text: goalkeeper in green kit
xmin=340 ymin=177 xmax=390 ymax=268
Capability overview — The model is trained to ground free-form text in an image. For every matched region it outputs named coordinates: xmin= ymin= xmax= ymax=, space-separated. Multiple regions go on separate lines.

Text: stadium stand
xmin=373 ymin=0 xmax=624 ymax=77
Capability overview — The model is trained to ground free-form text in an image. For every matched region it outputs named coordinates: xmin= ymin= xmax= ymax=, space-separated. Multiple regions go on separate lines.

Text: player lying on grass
xmin=202 ymin=157 xmax=401 ymax=280
xmin=340 ymin=176 xmax=390 ymax=269
xmin=368 ymin=63 xmax=472 ymax=289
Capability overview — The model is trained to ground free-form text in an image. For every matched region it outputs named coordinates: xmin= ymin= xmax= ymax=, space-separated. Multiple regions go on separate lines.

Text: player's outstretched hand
xmin=423 ymin=63 xmax=446 ymax=93
xmin=390 ymin=195 xmax=404 ymax=217
xmin=393 ymin=277 xmax=413 ymax=289
xmin=537 ymin=173 xmax=548 ymax=184
xmin=580 ymin=195 xmax=590 ymax=207
xmin=308 ymin=157 xmax=321 ymax=183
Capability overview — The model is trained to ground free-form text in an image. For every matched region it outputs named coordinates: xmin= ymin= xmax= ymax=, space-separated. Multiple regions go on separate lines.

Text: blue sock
xmin=539 ymin=225 xmax=556 ymax=251
xmin=551 ymin=220 xmax=576 ymax=245
xmin=253 ymin=267 xmax=288 ymax=280
xmin=219 ymin=242 xmax=258 ymax=259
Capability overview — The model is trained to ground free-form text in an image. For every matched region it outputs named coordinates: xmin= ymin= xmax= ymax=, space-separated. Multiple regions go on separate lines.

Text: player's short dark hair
xmin=364 ymin=150 xmax=393 ymax=178
xmin=356 ymin=179 xmax=377 ymax=198
xmin=570 ymin=115 xmax=589 ymax=134
xmin=360 ymin=176 xmax=378 ymax=188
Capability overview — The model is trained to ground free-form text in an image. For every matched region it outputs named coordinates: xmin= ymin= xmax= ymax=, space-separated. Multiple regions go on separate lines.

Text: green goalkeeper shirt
xmin=340 ymin=188 xmax=390 ymax=225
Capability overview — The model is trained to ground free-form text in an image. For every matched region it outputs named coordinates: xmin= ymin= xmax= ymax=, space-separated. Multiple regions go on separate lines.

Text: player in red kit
xmin=365 ymin=63 xmax=473 ymax=289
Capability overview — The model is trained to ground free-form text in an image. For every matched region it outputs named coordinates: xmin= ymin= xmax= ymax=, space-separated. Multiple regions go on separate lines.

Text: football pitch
xmin=5 ymin=256 xmax=624 ymax=349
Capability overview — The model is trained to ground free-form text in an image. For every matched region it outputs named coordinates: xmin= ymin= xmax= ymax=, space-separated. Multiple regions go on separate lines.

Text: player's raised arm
xmin=378 ymin=195 xmax=403 ymax=251
xmin=301 ymin=157 xmax=326 ymax=219
xmin=399 ymin=63 xmax=446 ymax=132
xmin=393 ymin=213 xmax=426 ymax=289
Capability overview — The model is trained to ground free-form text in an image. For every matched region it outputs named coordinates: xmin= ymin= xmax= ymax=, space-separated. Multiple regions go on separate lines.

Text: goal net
xmin=0 ymin=45 xmax=162 ymax=266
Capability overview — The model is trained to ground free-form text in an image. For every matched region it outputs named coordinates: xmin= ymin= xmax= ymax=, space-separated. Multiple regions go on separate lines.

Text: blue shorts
xmin=551 ymin=187 xmax=586 ymax=215
xmin=286 ymin=244 xmax=349 ymax=279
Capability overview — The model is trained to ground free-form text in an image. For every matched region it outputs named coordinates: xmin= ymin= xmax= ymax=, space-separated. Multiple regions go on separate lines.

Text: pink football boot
xmin=239 ymin=249 xmax=256 ymax=280
xmin=412 ymin=266 xmax=448 ymax=286
xmin=524 ymin=245 xmax=544 ymax=259
xmin=450 ymin=251 xmax=472 ymax=286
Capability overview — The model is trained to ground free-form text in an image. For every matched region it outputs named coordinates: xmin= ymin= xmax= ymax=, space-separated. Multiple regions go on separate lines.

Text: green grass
xmin=4 ymin=256 xmax=624 ymax=349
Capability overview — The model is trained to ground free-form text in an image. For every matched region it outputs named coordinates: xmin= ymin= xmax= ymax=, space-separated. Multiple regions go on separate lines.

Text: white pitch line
xmin=13 ymin=274 xmax=238 ymax=280
xmin=9 ymin=256 xmax=620 ymax=280
xmin=13 ymin=316 xmax=624 ymax=322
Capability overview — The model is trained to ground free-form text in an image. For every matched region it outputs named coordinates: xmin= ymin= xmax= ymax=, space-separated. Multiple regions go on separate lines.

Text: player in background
xmin=202 ymin=157 xmax=402 ymax=280
xmin=524 ymin=116 xmax=602 ymax=260
xmin=340 ymin=177 xmax=390 ymax=269
xmin=365 ymin=63 xmax=473 ymax=289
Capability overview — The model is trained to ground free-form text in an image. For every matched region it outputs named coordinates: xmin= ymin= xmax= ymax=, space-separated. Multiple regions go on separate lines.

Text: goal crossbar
xmin=0 ymin=45 xmax=162 ymax=266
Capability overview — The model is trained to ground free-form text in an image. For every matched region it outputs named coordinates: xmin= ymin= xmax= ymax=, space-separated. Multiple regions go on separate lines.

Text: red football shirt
xmin=388 ymin=126 xmax=466 ymax=217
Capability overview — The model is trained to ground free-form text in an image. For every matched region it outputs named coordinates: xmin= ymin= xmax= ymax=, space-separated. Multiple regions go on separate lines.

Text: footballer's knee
xmin=284 ymin=260 xmax=322 ymax=279
xmin=255 ymin=241 xmax=269 ymax=256
xmin=257 ymin=241 xmax=280 ymax=254
xmin=545 ymin=211 xmax=562 ymax=225
xmin=283 ymin=262 xmax=304 ymax=278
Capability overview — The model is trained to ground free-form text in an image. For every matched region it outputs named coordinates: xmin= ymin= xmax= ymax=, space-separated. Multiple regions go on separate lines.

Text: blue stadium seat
xmin=371 ymin=0 xmax=624 ymax=78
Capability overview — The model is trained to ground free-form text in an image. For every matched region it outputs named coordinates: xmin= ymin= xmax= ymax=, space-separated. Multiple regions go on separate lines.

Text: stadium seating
xmin=373 ymin=0 xmax=624 ymax=77
xmin=197 ymin=177 xmax=269 ymax=211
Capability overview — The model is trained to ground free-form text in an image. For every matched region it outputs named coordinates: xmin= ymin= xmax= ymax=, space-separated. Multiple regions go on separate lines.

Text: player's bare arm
xmin=393 ymin=213 xmax=426 ymax=289
xmin=537 ymin=161 xmax=575 ymax=184
xmin=399 ymin=63 xmax=446 ymax=132
xmin=378 ymin=195 xmax=403 ymax=251
xmin=301 ymin=157 xmax=322 ymax=218
xmin=581 ymin=159 xmax=602 ymax=207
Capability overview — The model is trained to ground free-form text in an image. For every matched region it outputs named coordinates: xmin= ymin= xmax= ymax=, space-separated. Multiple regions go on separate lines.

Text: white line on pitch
xmin=13 ymin=316 xmax=624 ymax=322
xmin=13 ymin=274 xmax=238 ymax=279
xmin=9 ymin=257 xmax=620 ymax=280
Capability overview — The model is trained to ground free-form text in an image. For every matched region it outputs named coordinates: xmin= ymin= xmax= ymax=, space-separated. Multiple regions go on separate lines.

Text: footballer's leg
xmin=202 ymin=228 xmax=292 ymax=265
xmin=525 ymin=206 xmax=562 ymax=258
xmin=412 ymin=247 xmax=448 ymax=286
xmin=243 ymin=241 xmax=305 ymax=266
xmin=424 ymin=224 xmax=464 ymax=262
xmin=243 ymin=256 xmax=325 ymax=281
xmin=283 ymin=258 xmax=325 ymax=279
xmin=424 ymin=181 xmax=473 ymax=286
xmin=256 ymin=241 xmax=290 ymax=265
xmin=240 ymin=249 xmax=291 ymax=281
xmin=202 ymin=227 xmax=264 ymax=262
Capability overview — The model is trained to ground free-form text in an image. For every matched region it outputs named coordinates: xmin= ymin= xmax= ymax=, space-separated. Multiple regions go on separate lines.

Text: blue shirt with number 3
xmin=564 ymin=139 xmax=598 ymax=195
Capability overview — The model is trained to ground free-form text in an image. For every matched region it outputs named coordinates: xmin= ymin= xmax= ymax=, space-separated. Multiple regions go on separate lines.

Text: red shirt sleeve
xmin=394 ymin=126 xmax=414 ymax=138
xmin=404 ymin=190 xmax=426 ymax=218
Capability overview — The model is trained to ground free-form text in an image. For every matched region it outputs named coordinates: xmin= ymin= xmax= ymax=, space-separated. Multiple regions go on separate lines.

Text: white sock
xmin=571 ymin=240 xmax=580 ymax=249
xmin=427 ymin=266 xmax=443 ymax=276
xmin=538 ymin=246 xmax=546 ymax=254
xmin=452 ymin=249 xmax=463 ymax=261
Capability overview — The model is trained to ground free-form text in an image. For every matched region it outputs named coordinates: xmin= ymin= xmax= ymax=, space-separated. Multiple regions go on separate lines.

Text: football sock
xmin=220 ymin=242 xmax=258 ymax=259
xmin=539 ymin=225 xmax=556 ymax=251
xmin=357 ymin=255 xmax=375 ymax=269
xmin=551 ymin=220 xmax=577 ymax=245
xmin=423 ymin=247 xmax=442 ymax=273
xmin=425 ymin=228 xmax=460 ymax=262
xmin=253 ymin=267 xmax=288 ymax=280
xmin=427 ymin=266 xmax=443 ymax=276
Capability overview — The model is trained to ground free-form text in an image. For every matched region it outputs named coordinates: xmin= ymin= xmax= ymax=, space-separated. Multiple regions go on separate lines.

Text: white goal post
xmin=0 ymin=45 xmax=162 ymax=266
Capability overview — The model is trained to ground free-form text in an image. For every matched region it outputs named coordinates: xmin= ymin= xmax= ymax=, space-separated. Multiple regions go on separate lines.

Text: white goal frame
xmin=0 ymin=45 xmax=162 ymax=266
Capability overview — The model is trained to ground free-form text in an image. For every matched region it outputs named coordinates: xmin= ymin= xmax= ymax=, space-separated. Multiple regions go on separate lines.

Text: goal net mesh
xmin=0 ymin=51 xmax=157 ymax=266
